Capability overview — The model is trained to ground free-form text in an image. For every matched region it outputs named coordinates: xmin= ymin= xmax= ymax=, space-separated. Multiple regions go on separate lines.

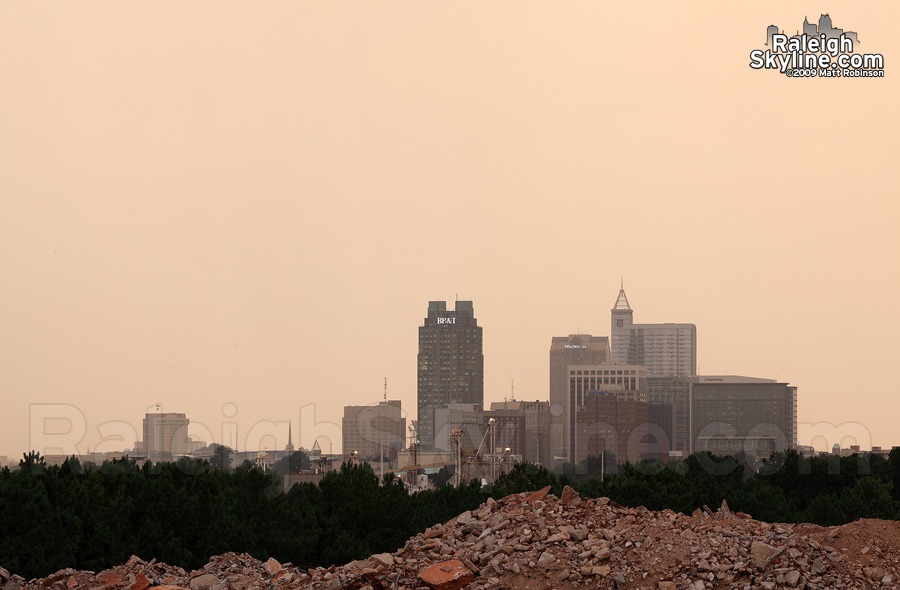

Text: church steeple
xmin=285 ymin=423 xmax=295 ymax=452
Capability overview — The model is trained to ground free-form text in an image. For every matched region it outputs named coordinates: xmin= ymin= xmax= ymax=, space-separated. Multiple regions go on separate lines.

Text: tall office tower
xmin=610 ymin=287 xmax=634 ymax=365
xmin=691 ymin=375 xmax=798 ymax=460
xmin=610 ymin=284 xmax=697 ymax=376
xmin=417 ymin=300 xmax=483 ymax=450
xmin=549 ymin=334 xmax=610 ymax=464
xmin=611 ymin=285 xmax=696 ymax=455
xmin=142 ymin=412 xmax=191 ymax=462
xmin=341 ymin=400 xmax=406 ymax=462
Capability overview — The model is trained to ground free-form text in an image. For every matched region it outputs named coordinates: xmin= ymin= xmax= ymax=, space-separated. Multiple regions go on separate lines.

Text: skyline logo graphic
xmin=749 ymin=14 xmax=884 ymax=77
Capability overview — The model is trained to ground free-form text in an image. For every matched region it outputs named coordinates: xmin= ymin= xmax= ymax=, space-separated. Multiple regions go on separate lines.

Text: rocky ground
xmin=4 ymin=486 xmax=900 ymax=590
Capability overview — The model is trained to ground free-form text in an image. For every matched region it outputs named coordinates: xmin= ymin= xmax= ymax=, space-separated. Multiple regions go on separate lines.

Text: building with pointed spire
xmin=285 ymin=423 xmax=294 ymax=452
xmin=610 ymin=284 xmax=696 ymax=454
xmin=610 ymin=283 xmax=696 ymax=377
xmin=610 ymin=281 xmax=633 ymax=363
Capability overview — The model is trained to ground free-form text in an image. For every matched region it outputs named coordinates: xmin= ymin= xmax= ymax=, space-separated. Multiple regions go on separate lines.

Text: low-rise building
xmin=566 ymin=364 xmax=648 ymax=464
xmin=489 ymin=400 xmax=551 ymax=465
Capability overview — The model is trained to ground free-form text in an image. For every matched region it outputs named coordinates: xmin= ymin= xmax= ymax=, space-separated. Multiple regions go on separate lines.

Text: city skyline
xmin=0 ymin=285 xmax=845 ymax=460
xmin=1 ymin=2 xmax=897 ymax=460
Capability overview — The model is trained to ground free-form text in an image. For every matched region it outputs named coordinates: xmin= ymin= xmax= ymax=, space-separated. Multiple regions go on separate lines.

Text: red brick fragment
xmin=560 ymin=485 xmax=580 ymax=504
xmin=128 ymin=573 xmax=150 ymax=590
xmin=524 ymin=486 xmax=552 ymax=503
xmin=418 ymin=560 xmax=475 ymax=590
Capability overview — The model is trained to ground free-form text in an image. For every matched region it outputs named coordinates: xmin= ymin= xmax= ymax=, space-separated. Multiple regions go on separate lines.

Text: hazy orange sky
xmin=1 ymin=1 xmax=897 ymax=460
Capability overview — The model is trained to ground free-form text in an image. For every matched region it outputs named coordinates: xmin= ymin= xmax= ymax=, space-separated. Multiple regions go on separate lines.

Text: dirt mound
xmin=6 ymin=487 xmax=900 ymax=590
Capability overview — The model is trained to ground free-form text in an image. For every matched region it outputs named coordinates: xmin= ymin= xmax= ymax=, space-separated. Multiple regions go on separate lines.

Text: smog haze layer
xmin=1 ymin=1 xmax=897 ymax=459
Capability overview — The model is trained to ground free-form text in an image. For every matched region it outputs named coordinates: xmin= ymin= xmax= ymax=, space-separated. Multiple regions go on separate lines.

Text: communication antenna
xmin=381 ymin=377 xmax=387 ymax=482
xmin=511 ymin=378 xmax=515 ymax=402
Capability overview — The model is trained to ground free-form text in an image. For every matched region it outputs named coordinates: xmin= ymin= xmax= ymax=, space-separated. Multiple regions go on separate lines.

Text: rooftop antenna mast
xmin=381 ymin=377 xmax=387 ymax=482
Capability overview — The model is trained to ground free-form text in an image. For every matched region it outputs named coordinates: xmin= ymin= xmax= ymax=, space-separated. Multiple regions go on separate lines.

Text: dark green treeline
xmin=3 ymin=448 xmax=900 ymax=580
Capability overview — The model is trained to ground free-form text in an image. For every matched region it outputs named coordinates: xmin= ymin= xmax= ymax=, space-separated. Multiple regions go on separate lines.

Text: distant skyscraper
xmin=417 ymin=300 xmax=483 ymax=450
xmin=549 ymin=334 xmax=610 ymax=464
xmin=610 ymin=284 xmax=697 ymax=376
xmin=142 ymin=412 xmax=191 ymax=461
xmin=610 ymin=284 xmax=696 ymax=457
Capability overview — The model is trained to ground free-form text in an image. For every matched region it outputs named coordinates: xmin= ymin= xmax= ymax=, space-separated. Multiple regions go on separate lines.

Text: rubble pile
xmin=7 ymin=486 xmax=900 ymax=590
